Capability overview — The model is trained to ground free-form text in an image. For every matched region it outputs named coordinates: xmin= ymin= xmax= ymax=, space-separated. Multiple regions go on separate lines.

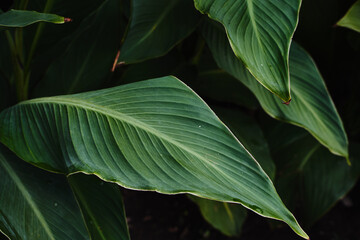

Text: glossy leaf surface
xmin=119 ymin=0 xmax=200 ymax=63
xmin=0 ymin=9 xmax=66 ymax=29
xmin=68 ymin=174 xmax=130 ymax=240
xmin=190 ymin=196 xmax=247 ymax=236
xmin=0 ymin=76 xmax=307 ymax=238
xmin=0 ymin=145 xmax=89 ymax=240
xmin=201 ymin=21 xmax=348 ymax=158
xmin=337 ymin=0 xmax=360 ymax=32
xmin=213 ymin=106 xmax=275 ymax=179
xmin=194 ymin=0 xmax=301 ymax=102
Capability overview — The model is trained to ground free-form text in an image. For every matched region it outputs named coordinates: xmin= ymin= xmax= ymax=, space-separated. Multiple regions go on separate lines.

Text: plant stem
xmin=5 ymin=30 xmax=27 ymax=101
xmin=25 ymin=0 xmax=55 ymax=75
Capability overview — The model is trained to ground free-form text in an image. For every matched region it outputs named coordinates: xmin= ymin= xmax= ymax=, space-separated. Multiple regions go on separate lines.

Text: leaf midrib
xmin=21 ymin=96 xmax=223 ymax=172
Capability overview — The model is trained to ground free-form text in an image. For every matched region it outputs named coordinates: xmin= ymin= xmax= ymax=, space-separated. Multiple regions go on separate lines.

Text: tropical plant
xmin=0 ymin=0 xmax=359 ymax=239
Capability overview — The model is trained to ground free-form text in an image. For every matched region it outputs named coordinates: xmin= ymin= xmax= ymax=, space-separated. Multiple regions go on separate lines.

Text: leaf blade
xmin=0 ymin=76 xmax=307 ymax=238
xmin=68 ymin=174 xmax=131 ymax=240
xmin=0 ymin=145 xmax=89 ymax=240
xmin=194 ymin=0 xmax=301 ymax=101
xmin=201 ymin=20 xmax=348 ymax=158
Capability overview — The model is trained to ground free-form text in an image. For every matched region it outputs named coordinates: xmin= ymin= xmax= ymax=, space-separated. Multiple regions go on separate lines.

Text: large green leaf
xmin=201 ymin=20 xmax=349 ymax=159
xmin=194 ymin=0 xmax=301 ymax=102
xmin=119 ymin=0 xmax=201 ymax=63
xmin=33 ymin=0 xmax=123 ymax=97
xmin=0 ymin=76 xmax=307 ymax=238
xmin=189 ymin=196 xmax=247 ymax=237
xmin=0 ymin=145 xmax=89 ymax=240
xmin=0 ymin=10 xmax=66 ymax=29
xmin=68 ymin=174 xmax=131 ymax=240
xmin=337 ymin=0 xmax=360 ymax=33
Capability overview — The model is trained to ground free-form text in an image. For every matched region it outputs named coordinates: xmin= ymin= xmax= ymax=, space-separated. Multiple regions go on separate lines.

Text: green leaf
xmin=337 ymin=0 xmax=360 ymax=33
xmin=0 ymin=10 xmax=67 ymax=29
xmin=189 ymin=106 xmax=274 ymax=237
xmin=0 ymin=144 xmax=89 ymax=240
xmin=68 ymin=174 xmax=131 ymax=240
xmin=201 ymin=20 xmax=349 ymax=159
xmin=194 ymin=0 xmax=301 ymax=102
xmin=0 ymin=76 xmax=308 ymax=239
xmin=119 ymin=0 xmax=201 ymax=63
xmin=190 ymin=196 xmax=247 ymax=237
xmin=33 ymin=0 xmax=124 ymax=96
xmin=213 ymin=106 xmax=275 ymax=180
xmin=266 ymin=124 xmax=360 ymax=226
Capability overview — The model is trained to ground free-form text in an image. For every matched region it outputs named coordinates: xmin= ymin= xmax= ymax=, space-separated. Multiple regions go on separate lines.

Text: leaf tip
xmin=282 ymin=99 xmax=292 ymax=105
xmin=346 ymin=156 xmax=351 ymax=166
xmin=64 ymin=17 xmax=72 ymax=23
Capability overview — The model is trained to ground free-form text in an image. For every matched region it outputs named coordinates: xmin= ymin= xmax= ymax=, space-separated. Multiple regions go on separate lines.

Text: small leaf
xmin=201 ymin=20 xmax=349 ymax=159
xmin=68 ymin=174 xmax=130 ymax=240
xmin=0 ymin=76 xmax=307 ymax=239
xmin=190 ymin=196 xmax=247 ymax=237
xmin=0 ymin=9 xmax=66 ymax=29
xmin=194 ymin=0 xmax=302 ymax=102
xmin=119 ymin=0 xmax=201 ymax=63
xmin=337 ymin=0 xmax=360 ymax=33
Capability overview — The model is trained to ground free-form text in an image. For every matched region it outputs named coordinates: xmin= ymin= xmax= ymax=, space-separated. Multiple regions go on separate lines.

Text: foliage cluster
xmin=0 ymin=0 xmax=359 ymax=239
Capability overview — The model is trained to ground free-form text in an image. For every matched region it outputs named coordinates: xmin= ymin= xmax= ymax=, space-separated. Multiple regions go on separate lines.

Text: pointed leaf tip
xmin=282 ymin=99 xmax=292 ymax=105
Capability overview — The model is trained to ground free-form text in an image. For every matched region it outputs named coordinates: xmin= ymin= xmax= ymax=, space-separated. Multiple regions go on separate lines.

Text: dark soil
xmin=123 ymin=181 xmax=360 ymax=240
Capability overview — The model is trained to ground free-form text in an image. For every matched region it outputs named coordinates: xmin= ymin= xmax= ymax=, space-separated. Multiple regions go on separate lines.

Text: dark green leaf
xmin=0 ymin=144 xmax=89 ymax=240
xmin=119 ymin=0 xmax=201 ymax=63
xmin=190 ymin=196 xmax=247 ymax=237
xmin=68 ymin=174 xmax=130 ymax=240
xmin=194 ymin=0 xmax=301 ymax=102
xmin=201 ymin=20 xmax=348 ymax=159
xmin=268 ymin=125 xmax=360 ymax=226
xmin=0 ymin=76 xmax=307 ymax=238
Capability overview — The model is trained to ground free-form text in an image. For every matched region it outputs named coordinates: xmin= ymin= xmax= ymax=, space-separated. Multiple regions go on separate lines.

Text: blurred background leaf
xmin=119 ymin=0 xmax=201 ymax=64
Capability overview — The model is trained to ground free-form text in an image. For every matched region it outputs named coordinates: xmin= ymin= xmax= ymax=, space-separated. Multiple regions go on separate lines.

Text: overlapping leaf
xmin=201 ymin=20 xmax=348 ymax=158
xmin=190 ymin=106 xmax=274 ymax=237
xmin=68 ymin=174 xmax=130 ymax=240
xmin=194 ymin=0 xmax=301 ymax=102
xmin=119 ymin=0 xmax=201 ymax=63
xmin=0 ymin=10 xmax=66 ymax=29
xmin=337 ymin=0 xmax=360 ymax=33
xmin=265 ymin=124 xmax=360 ymax=226
xmin=0 ymin=76 xmax=307 ymax=238
xmin=0 ymin=145 xmax=89 ymax=240
xmin=0 ymin=145 xmax=130 ymax=240
xmin=190 ymin=196 xmax=247 ymax=236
